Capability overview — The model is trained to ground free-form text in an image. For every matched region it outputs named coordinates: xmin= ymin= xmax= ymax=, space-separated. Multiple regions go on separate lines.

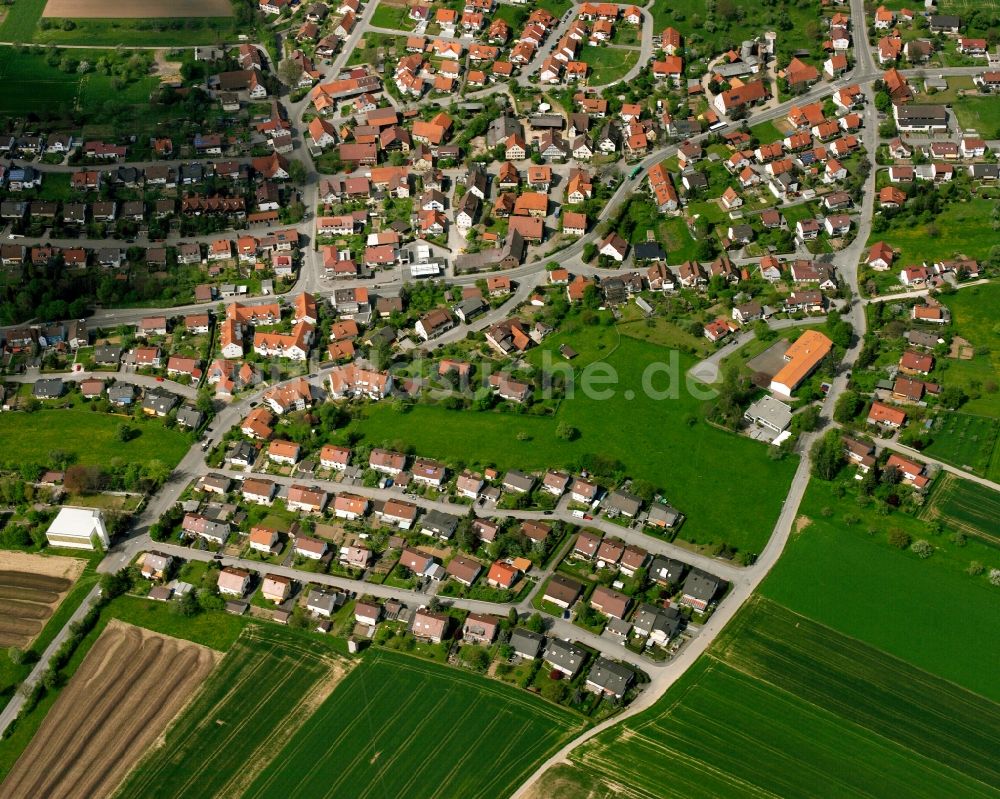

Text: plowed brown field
xmin=0 ymin=553 xmax=84 ymax=648
xmin=42 ymin=0 xmax=232 ymax=17
xmin=0 ymin=621 xmax=218 ymax=799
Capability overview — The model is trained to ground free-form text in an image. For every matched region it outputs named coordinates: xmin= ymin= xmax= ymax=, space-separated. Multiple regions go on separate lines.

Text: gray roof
xmin=632 ymin=602 xmax=681 ymax=638
xmin=421 ymin=509 xmax=460 ymax=537
xmin=543 ymin=638 xmax=587 ymax=675
xmin=604 ymin=490 xmax=642 ymax=516
xmin=586 ymin=657 xmax=633 ymax=695
xmin=142 ymin=390 xmax=178 ymax=415
xmin=455 ymin=296 xmax=487 ymax=320
xmin=503 ymin=469 xmax=535 ymax=492
xmin=510 ymin=628 xmax=544 ymax=658
xmin=176 ymin=406 xmax=204 ymax=428
xmin=647 ymin=503 xmax=681 ymax=527
xmin=306 ymin=589 xmax=344 ymax=614
xmin=682 ymin=569 xmax=720 ymax=603
xmin=744 ymin=395 xmax=792 ymax=432
xmin=108 ymin=383 xmax=135 ymax=402
xmin=649 ymin=556 xmax=685 ymax=584
xmin=32 ymin=378 xmax=64 ymax=398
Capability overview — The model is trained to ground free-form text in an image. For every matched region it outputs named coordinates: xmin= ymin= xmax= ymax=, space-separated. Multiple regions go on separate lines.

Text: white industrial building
xmin=45 ymin=507 xmax=110 ymax=550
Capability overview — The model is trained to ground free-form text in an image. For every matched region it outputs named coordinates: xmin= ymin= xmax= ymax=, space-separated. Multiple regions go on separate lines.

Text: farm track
xmin=0 ymin=622 xmax=216 ymax=799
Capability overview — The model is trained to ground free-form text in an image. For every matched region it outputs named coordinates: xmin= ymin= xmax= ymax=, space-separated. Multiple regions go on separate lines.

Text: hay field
xmin=0 ymin=552 xmax=86 ymax=648
xmin=0 ymin=621 xmax=217 ymax=799
xmin=42 ymin=0 xmax=231 ymax=18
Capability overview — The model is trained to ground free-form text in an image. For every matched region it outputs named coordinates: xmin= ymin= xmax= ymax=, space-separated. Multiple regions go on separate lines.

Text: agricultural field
xmin=1 ymin=621 xmax=217 ymax=799
xmin=0 ymin=408 xmax=190 ymax=470
xmin=527 ymin=598 xmax=1000 ymax=799
xmin=921 ymin=473 xmax=1000 ymax=548
xmin=42 ymin=0 xmax=231 ymax=17
xmin=940 ymin=283 xmax=1000 ymax=419
xmin=761 ymin=477 xmax=1000 ymax=701
xmin=0 ymin=552 xmax=84 ymax=648
xmin=115 ymin=624 xmax=348 ymax=799
xmin=924 ymin=412 xmax=1000 ymax=480
xmin=242 ymin=648 xmax=586 ymax=799
xmin=350 ymin=322 xmax=798 ymax=556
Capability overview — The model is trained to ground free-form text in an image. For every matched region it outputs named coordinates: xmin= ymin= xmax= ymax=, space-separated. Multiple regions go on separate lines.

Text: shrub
xmin=910 ymin=539 xmax=933 ymax=559
xmin=887 ymin=529 xmax=911 ymax=549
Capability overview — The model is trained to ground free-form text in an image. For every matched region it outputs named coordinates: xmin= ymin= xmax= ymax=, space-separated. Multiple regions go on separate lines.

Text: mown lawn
xmin=115 ymin=623 xmax=344 ymax=799
xmin=533 ymin=597 xmax=1000 ymax=799
xmin=952 ymin=95 xmax=1000 ymax=138
xmin=868 ymin=199 xmax=1000 ymax=266
xmin=580 ymin=46 xmax=640 ymax=85
xmin=351 ymin=324 xmax=797 ymax=555
xmin=0 ymin=408 xmax=191 ymax=469
xmin=761 ymin=477 xmax=1000 ymax=701
xmin=242 ymin=648 xmax=586 ymax=799
xmin=370 ymin=0 xmax=416 ymax=30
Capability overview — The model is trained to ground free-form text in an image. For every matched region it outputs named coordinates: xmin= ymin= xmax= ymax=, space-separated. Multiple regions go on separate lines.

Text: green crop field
xmin=242 ymin=649 xmax=586 ymax=799
xmin=940 ymin=283 xmax=1000 ymax=419
xmin=0 ymin=48 xmax=82 ymax=115
xmin=925 ymin=412 xmax=1000 ymax=479
xmin=922 ymin=473 xmax=1000 ymax=548
xmin=0 ymin=408 xmax=190 ymax=470
xmin=761 ymin=478 xmax=1000 ymax=701
xmin=531 ymin=598 xmax=1000 ymax=799
xmin=114 ymin=625 xmax=345 ymax=799
xmin=349 ymin=322 xmax=797 ymax=556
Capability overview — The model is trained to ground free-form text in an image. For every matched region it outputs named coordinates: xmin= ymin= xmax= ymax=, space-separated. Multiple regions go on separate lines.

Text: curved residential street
xmin=0 ymin=0 xmax=995 ymax=787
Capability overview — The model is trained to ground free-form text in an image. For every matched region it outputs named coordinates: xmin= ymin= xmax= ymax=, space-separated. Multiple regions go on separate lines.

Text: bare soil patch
xmin=42 ymin=0 xmax=232 ymax=18
xmin=949 ymin=336 xmax=974 ymax=360
xmin=1 ymin=620 xmax=219 ymax=799
xmin=0 ymin=550 xmax=86 ymax=582
xmin=0 ymin=554 xmax=86 ymax=648
xmin=794 ymin=515 xmax=812 ymax=533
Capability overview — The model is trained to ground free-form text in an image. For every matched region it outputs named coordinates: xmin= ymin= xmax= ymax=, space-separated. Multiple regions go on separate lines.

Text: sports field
xmin=527 ymin=598 xmax=1000 ymax=799
xmin=243 ymin=648 xmax=586 ymax=799
xmin=349 ymin=322 xmax=797 ymax=556
xmin=921 ymin=473 xmax=1000 ymax=547
xmin=114 ymin=625 xmax=348 ymax=799
xmin=42 ymin=0 xmax=231 ymax=16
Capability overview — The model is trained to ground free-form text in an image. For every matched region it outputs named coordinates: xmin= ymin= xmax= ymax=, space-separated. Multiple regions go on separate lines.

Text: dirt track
xmin=42 ymin=0 xmax=232 ymax=17
xmin=0 ymin=621 xmax=219 ymax=799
